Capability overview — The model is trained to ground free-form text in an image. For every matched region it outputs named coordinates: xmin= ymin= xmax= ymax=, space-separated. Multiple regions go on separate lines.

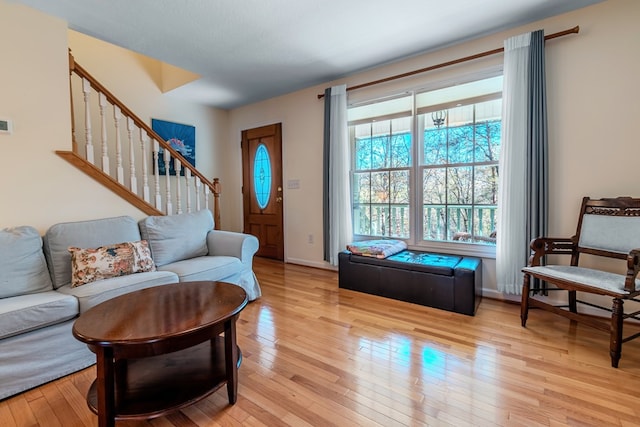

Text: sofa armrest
xmin=206 ymin=230 xmax=259 ymax=264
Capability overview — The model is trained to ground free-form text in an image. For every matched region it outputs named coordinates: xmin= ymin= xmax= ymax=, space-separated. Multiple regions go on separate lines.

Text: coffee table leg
xmin=96 ymin=347 xmax=116 ymax=427
xmin=224 ymin=318 xmax=238 ymax=404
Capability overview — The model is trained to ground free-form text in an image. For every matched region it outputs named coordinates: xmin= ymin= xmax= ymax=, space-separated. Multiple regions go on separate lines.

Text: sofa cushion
xmin=43 ymin=216 xmax=142 ymax=289
xmin=159 ymin=255 xmax=243 ymax=282
xmin=0 ymin=226 xmax=53 ymax=298
xmin=0 ymin=291 xmax=78 ymax=339
xmin=69 ymin=240 xmax=156 ymax=287
xmin=56 ymin=270 xmax=179 ymax=313
xmin=139 ymin=209 xmax=213 ymax=266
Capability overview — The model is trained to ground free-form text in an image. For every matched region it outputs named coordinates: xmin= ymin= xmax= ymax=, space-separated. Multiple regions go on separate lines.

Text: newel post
xmin=212 ymin=178 xmax=221 ymax=230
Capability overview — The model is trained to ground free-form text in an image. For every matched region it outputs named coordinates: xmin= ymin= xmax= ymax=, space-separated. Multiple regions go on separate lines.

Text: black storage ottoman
xmin=338 ymin=249 xmax=482 ymax=316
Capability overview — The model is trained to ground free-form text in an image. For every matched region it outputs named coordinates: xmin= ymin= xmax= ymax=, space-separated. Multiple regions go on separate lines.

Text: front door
xmin=241 ymin=123 xmax=284 ymax=260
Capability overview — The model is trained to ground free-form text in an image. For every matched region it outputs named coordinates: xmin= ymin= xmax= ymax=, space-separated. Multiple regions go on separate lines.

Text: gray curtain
xmin=526 ymin=30 xmax=548 ymax=294
xmin=323 ymin=87 xmax=331 ymax=262
xmin=497 ymin=29 xmax=548 ymax=294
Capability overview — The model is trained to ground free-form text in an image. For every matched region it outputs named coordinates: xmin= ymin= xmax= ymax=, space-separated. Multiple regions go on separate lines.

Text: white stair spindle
xmin=205 ymin=184 xmax=210 ymax=211
xmin=153 ymin=140 xmax=162 ymax=211
xmin=113 ymin=106 xmax=124 ymax=184
xmin=195 ymin=177 xmax=202 ymax=211
xmin=98 ymin=93 xmax=109 ymax=173
xmin=82 ymin=78 xmax=94 ymax=164
xmin=185 ymin=169 xmax=192 ymax=213
xmin=127 ymin=117 xmax=137 ymax=194
xmin=140 ymin=129 xmax=150 ymax=203
xmin=175 ymin=159 xmax=183 ymax=214
xmin=164 ymin=147 xmax=172 ymax=215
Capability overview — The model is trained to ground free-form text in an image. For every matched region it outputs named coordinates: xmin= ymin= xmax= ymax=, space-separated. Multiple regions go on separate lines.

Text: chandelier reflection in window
xmin=432 ymin=110 xmax=447 ymax=128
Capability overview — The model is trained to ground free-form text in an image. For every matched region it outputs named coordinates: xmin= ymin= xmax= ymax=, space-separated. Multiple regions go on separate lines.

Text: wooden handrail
xmin=69 ymin=52 xmax=215 ymax=192
xmin=67 ymin=51 xmax=222 ymax=228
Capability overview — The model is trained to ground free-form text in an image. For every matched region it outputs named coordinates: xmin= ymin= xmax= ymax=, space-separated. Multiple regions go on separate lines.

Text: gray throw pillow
xmin=0 ymin=226 xmax=53 ymax=298
xmin=139 ymin=209 xmax=213 ymax=266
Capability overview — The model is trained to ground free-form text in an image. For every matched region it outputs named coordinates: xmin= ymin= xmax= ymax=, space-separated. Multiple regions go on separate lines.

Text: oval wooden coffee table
xmin=73 ymin=281 xmax=248 ymax=427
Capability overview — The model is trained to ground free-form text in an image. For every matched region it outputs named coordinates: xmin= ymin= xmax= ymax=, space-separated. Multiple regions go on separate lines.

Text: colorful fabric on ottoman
xmin=346 ymin=239 xmax=407 ymax=259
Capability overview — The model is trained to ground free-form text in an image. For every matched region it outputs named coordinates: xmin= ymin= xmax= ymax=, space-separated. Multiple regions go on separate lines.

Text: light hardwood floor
xmin=2 ymin=257 xmax=640 ymax=426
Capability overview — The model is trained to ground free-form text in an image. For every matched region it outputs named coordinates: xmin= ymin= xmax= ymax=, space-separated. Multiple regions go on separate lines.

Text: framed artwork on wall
xmin=152 ymin=118 xmax=196 ymax=176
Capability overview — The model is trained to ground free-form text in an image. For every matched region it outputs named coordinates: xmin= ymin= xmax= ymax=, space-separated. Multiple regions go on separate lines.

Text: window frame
xmin=348 ymin=70 xmax=502 ymax=259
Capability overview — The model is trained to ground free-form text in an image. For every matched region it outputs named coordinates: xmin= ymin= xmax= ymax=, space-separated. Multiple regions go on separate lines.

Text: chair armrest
xmin=528 ymin=237 xmax=575 ymax=266
xmin=625 ymin=248 xmax=640 ymax=292
xmin=206 ymin=230 xmax=259 ymax=264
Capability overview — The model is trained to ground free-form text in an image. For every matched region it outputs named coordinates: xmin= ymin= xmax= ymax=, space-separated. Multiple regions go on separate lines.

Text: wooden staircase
xmin=59 ymin=51 xmax=221 ymax=228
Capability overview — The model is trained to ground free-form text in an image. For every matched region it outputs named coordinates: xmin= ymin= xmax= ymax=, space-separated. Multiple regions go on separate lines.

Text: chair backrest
xmin=575 ymin=196 xmax=640 ymax=259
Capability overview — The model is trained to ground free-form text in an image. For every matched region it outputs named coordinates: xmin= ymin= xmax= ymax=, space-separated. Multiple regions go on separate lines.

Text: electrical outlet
xmin=307 ymin=234 xmax=313 ymax=244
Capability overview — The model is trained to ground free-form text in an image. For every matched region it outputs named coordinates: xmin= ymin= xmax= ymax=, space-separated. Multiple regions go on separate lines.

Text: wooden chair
xmin=521 ymin=196 xmax=640 ymax=367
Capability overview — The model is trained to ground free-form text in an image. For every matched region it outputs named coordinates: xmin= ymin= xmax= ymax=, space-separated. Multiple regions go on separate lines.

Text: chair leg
xmin=610 ymin=298 xmax=623 ymax=368
xmin=521 ymin=274 xmax=531 ymax=327
xmin=568 ymin=290 xmax=577 ymax=313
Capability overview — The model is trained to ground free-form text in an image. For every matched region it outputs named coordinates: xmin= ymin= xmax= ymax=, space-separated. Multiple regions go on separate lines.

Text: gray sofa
xmin=0 ymin=209 xmax=260 ymax=400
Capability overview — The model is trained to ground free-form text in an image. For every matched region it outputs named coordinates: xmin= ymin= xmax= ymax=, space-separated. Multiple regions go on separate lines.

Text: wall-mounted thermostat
xmin=0 ymin=118 xmax=13 ymax=135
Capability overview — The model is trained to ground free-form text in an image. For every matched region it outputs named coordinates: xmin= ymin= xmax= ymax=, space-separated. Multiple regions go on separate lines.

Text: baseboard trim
xmin=285 ymin=257 xmax=337 ymax=271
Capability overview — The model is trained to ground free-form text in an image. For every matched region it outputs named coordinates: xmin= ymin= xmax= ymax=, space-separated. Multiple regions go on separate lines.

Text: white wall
xmin=0 ymin=2 xmax=228 ymax=233
xmin=0 ymin=2 xmax=136 ymax=233
xmin=228 ymin=0 xmax=640 ymax=296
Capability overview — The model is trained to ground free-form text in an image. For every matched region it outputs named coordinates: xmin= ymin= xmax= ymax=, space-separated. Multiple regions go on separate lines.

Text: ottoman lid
xmin=349 ymin=250 xmax=463 ymax=276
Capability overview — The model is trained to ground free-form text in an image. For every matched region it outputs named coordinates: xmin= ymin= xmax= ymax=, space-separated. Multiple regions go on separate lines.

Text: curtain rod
xmin=317 ymin=25 xmax=579 ymax=99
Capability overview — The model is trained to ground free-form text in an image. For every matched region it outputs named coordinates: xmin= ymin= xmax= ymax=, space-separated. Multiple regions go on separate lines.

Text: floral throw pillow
xmin=68 ymin=240 xmax=156 ymax=287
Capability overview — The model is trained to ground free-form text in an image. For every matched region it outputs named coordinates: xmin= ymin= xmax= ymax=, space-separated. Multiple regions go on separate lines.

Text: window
xmin=349 ymin=75 xmax=502 ymax=251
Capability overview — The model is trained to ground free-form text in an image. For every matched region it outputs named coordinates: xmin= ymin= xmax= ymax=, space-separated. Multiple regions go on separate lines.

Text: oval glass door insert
xmin=253 ymin=143 xmax=272 ymax=209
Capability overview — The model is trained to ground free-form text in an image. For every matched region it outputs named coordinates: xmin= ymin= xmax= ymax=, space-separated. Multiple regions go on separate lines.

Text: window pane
xmin=391 ymin=132 xmax=411 ymax=167
xmin=474 ymin=120 xmax=501 ymax=162
xmin=371 ymin=205 xmax=389 ymax=236
xmin=390 ymin=170 xmax=409 ymax=203
xmin=353 ymin=204 xmax=371 ymax=235
xmin=389 ymin=170 xmax=410 ymax=238
xmin=423 ymin=128 xmax=447 ymax=165
xmin=474 ymin=165 xmax=498 ymax=204
xmin=389 ymin=205 xmax=409 ymax=238
xmin=353 ymin=172 xmax=371 ymax=203
xmin=370 ymin=171 xmax=389 ymax=203
xmin=447 ymin=125 xmax=474 ymax=164
xmin=354 ymin=123 xmax=372 ymax=170
xmin=372 ymin=121 xmax=391 ymax=168
xmin=473 ymin=207 xmax=497 ymax=243
xmin=446 ymin=166 xmax=472 ymax=204
xmin=448 ymin=206 xmax=472 ymax=238
xmin=423 ymin=168 xmax=445 ymax=204
xmin=423 ymin=205 xmax=446 ymax=240
xmin=253 ymin=144 xmax=271 ymax=209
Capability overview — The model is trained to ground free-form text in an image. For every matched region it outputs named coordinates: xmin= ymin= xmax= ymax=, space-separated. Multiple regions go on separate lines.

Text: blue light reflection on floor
xmin=356 ymin=334 xmax=450 ymax=375
xmin=421 ymin=346 xmax=446 ymax=371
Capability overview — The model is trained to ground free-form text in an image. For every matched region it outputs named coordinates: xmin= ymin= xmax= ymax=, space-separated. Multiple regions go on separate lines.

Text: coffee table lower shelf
xmin=86 ymin=337 xmax=242 ymax=421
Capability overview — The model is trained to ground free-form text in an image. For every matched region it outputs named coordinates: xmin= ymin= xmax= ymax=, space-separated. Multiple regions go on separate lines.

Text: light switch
xmin=0 ymin=118 xmax=13 ymax=135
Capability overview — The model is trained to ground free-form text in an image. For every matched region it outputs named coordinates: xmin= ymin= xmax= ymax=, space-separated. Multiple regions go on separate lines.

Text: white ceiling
xmin=13 ymin=0 xmax=601 ymax=109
